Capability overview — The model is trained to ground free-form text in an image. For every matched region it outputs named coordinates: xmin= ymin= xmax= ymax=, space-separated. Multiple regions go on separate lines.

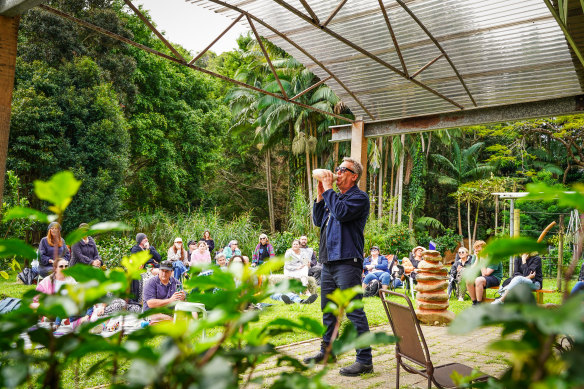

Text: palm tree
xmin=431 ymin=141 xmax=495 ymax=240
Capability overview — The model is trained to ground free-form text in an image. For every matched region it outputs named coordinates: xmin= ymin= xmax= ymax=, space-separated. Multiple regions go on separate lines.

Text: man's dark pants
xmin=320 ymin=262 xmax=372 ymax=365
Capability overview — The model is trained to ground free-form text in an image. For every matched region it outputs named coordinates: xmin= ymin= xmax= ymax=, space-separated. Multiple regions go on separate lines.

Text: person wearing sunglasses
xmin=305 ymin=157 xmax=373 ymax=376
xmin=252 ymin=234 xmax=275 ymax=266
xmin=448 ymin=247 xmax=472 ymax=301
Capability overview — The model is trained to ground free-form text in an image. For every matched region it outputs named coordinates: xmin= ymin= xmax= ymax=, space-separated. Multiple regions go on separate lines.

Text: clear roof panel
xmin=188 ymin=0 xmax=584 ymax=121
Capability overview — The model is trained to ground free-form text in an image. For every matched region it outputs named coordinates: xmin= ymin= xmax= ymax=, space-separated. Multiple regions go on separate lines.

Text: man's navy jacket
xmin=313 ymin=185 xmax=370 ymax=263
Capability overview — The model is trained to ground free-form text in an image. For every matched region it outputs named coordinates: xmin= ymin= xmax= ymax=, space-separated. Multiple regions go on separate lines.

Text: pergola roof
xmin=189 ymin=0 xmax=584 ymax=125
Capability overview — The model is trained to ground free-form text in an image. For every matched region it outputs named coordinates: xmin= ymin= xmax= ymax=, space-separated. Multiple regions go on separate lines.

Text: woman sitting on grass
xmin=284 ymin=239 xmax=311 ymax=287
xmin=492 ymin=252 xmax=542 ymax=304
xmin=31 ymin=258 xmax=88 ymax=329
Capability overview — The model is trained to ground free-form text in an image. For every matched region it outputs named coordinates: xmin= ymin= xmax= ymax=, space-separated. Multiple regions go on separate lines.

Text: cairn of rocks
xmin=414 ymin=250 xmax=455 ymax=325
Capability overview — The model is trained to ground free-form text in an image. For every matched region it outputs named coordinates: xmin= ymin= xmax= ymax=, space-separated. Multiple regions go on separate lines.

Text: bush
xmin=364 ymin=221 xmax=416 ymax=258
xmin=95 ymin=235 xmax=135 ymax=268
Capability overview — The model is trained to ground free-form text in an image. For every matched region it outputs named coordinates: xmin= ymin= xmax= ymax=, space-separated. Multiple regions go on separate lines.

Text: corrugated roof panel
xmin=188 ymin=0 xmax=584 ymax=121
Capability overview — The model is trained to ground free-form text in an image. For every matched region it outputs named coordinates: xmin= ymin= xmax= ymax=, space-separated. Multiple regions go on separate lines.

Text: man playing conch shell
xmin=304 ymin=157 xmax=373 ymax=377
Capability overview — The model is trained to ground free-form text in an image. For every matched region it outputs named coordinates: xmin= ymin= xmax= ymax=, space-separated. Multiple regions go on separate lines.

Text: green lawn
xmin=0 ymin=273 xmax=577 ymax=387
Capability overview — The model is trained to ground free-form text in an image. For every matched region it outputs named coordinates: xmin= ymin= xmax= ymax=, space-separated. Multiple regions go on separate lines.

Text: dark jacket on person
xmin=38 ymin=237 xmax=70 ymax=266
xmin=130 ymin=244 xmax=162 ymax=268
xmin=512 ymin=255 xmax=543 ymax=288
xmin=578 ymin=263 xmax=584 ymax=282
xmin=70 ymin=237 xmax=102 ymax=267
xmin=449 ymin=256 xmax=472 ymax=278
xmin=363 ymin=255 xmax=389 ymax=276
xmin=204 ymin=239 xmax=215 ymax=253
xmin=313 ymin=185 xmax=370 ymax=264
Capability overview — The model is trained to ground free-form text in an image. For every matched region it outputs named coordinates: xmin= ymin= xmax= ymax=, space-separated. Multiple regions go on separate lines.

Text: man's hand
xmin=171 ymin=292 xmax=185 ymax=302
xmin=528 ymin=271 xmax=535 ymax=279
xmin=321 ymin=170 xmax=334 ymax=192
xmin=317 ymin=181 xmax=325 ymax=202
xmin=144 ymin=242 xmax=150 ymax=250
xmin=91 ymin=259 xmax=101 ymax=267
xmin=521 ymin=253 xmax=529 ymax=264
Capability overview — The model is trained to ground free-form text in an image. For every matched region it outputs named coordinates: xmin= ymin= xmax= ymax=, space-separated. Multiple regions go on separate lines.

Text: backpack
xmin=364 ymin=279 xmax=381 ymax=298
xmin=17 ymin=267 xmax=38 ymax=285
xmin=0 ymin=297 xmax=21 ymax=314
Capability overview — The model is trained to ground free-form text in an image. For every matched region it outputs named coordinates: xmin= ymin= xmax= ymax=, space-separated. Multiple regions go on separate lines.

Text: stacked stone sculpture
xmin=414 ymin=250 xmax=455 ymax=325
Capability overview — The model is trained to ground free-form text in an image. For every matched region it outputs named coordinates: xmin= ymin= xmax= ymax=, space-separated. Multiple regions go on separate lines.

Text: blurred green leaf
xmin=332 ymin=323 xmax=395 ymax=355
xmin=3 ymin=206 xmax=54 ymax=223
xmin=34 ymin=171 xmax=81 ymax=214
xmin=0 ymin=271 xmax=8 ymax=279
xmin=0 ymin=239 xmax=38 ymax=260
xmin=254 ymin=259 xmax=284 ymax=275
xmin=121 ymin=251 xmax=150 ymax=278
xmin=65 ymin=265 xmax=107 ymax=283
xmin=482 ymin=238 xmax=547 ymax=262
xmin=65 ymin=221 xmax=131 ymax=246
xmin=522 ymin=182 xmax=584 ymax=212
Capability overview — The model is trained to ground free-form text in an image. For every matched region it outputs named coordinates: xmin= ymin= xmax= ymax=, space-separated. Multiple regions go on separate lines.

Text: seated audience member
xmin=38 ymin=222 xmax=71 ymax=277
xmin=571 ymin=262 xmax=584 ymax=294
xmin=167 ymin=237 xmax=189 ymax=280
xmin=466 ymin=240 xmax=503 ymax=305
xmin=223 ymin=240 xmax=241 ymax=261
xmin=252 ymin=234 xmax=275 ymax=266
xmin=203 ymin=230 xmax=215 ymax=253
xmin=300 ymin=235 xmax=321 ymax=285
xmin=215 ymin=253 xmax=228 ymax=269
xmin=143 ymin=260 xmax=186 ymax=323
xmin=190 ymin=240 xmax=212 ymax=266
xmin=187 ymin=240 xmax=198 ymax=259
xmin=271 ymin=292 xmax=317 ymax=305
xmin=449 ymin=247 xmax=472 ymax=301
xmin=242 ymin=255 xmax=250 ymax=265
xmin=284 ymin=239 xmax=311 ymax=287
xmin=387 ymin=254 xmax=403 ymax=288
xmin=131 ymin=233 xmax=162 ymax=268
xmin=362 ymin=246 xmax=391 ymax=291
xmin=493 ymin=252 xmax=543 ymax=304
xmin=31 ymin=258 xmax=88 ymax=328
xmin=406 ymin=246 xmax=424 ymax=280
xmin=70 ymin=223 xmax=103 ymax=268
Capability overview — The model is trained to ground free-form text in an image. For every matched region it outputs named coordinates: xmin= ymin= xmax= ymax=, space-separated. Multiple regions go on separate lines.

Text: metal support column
xmin=508 ymin=199 xmax=515 ymax=275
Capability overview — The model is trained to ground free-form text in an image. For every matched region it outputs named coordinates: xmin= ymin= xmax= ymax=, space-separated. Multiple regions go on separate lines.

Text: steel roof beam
xmin=0 ymin=0 xmax=43 ymax=16
xmin=395 ymin=0 xmax=477 ymax=107
xmin=38 ymin=4 xmax=353 ymax=124
xmin=189 ymin=14 xmax=243 ymax=65
xmin=247 ymin=15 xmax=288 ymax=99
xmin=297 ymin=0 xmax=319 ymax=24
xmin=270 ymin=0 xmax=464 ymax=109
xmin=330 ymin=95 xmax=584 ymax=141
xmin=322 ymin=0 xmax=348 ymax=27
xmin=207 ymin=0 xmax=375 ymax=119
xmin=378 ymin=0 xmax=407 ymax=76
xmin=291 ymin=75 xmax=332 ymax=100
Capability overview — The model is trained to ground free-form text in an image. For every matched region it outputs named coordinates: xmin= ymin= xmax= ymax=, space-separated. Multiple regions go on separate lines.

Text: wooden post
xmin=350 ymin=118 xmax=367 ymax=191
xmin=513 ymin=208 xmax=520 ymax=237
xmin=0 ymin=15 xmax=20 ymax=204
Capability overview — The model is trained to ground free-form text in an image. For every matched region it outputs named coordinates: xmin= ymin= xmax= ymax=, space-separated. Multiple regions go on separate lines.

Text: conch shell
xmin=312 ymin=169 xmax=338 ymax=182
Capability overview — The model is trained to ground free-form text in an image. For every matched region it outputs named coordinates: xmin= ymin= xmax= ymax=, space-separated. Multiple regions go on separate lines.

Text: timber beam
xmin=0 ymin=0 xmax=44 ymax=16
xmin=330 ymin=94 xmax=584 ymax=142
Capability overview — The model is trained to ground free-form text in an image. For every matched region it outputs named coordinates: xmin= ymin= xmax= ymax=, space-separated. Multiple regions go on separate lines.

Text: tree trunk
xmin=472 ymin=202 xmax=480 ymax=243
xmin=467 ymin=199 xmax=472 ymax=251
xmin=333 ymin=142 xmax=339 ymax=167
xmin=397 ymin=134 xmax=405 ymax=224
xmin=0 ymin=15 xmax=20 ymax=205
xmin=457 ymin=197 xmax=463 ymax=244
xmin=426 ymin=132 xmax=432 ymax=158
xmin=494 ymin=196 xmax=499 ymax=234
xmin=305 ymin=149 xmax=312 ymax=206
xmin=377 ymin=137 xmax=383 ymax=218
xmin=265 ymin=149 xmax=275 ymax=233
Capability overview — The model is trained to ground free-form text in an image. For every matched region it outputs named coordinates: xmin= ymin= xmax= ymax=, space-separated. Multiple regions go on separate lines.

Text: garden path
xmin=251 ymin=324 xmax=510 ymax=388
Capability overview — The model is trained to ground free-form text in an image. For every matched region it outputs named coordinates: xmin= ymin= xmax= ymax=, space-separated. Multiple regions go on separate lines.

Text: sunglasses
xmin=335 ymin=166 xmax=355 ymax=174
xmin=58 ymin=265 xmax=68 ymax=269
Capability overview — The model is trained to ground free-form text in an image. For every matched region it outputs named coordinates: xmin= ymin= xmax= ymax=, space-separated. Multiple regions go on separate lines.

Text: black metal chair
xmin=379 ymin=289 xmax=491 ymax=388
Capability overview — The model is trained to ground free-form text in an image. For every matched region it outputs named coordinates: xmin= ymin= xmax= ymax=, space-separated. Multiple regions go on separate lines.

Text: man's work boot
xmin=303 ymin=342 xmax=336 ymax=364
xmin=339 ymin=361 xmax=374 ymax=376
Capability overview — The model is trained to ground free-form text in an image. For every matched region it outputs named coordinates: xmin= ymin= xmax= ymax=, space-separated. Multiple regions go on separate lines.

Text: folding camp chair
xmin=380 ymin=290 xmax=490 ymax=388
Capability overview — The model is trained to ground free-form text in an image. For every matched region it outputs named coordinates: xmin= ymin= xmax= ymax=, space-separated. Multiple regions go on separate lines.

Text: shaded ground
xmin=251 ymin=324 xmax=509 ymax=388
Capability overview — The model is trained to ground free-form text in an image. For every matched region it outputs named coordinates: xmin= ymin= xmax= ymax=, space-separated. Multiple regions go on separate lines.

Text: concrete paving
xmin=249 ymin=324 xmax=510 ymax=388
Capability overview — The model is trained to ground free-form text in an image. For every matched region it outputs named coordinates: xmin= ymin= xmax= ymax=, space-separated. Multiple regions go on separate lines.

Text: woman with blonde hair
xmin=252 ymin=234 xmax=275 ymax=266
xmin=38 ymin=222 xmax=70 ymax=277
xmin=167 ymin=237 xmax=189 ymax=280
